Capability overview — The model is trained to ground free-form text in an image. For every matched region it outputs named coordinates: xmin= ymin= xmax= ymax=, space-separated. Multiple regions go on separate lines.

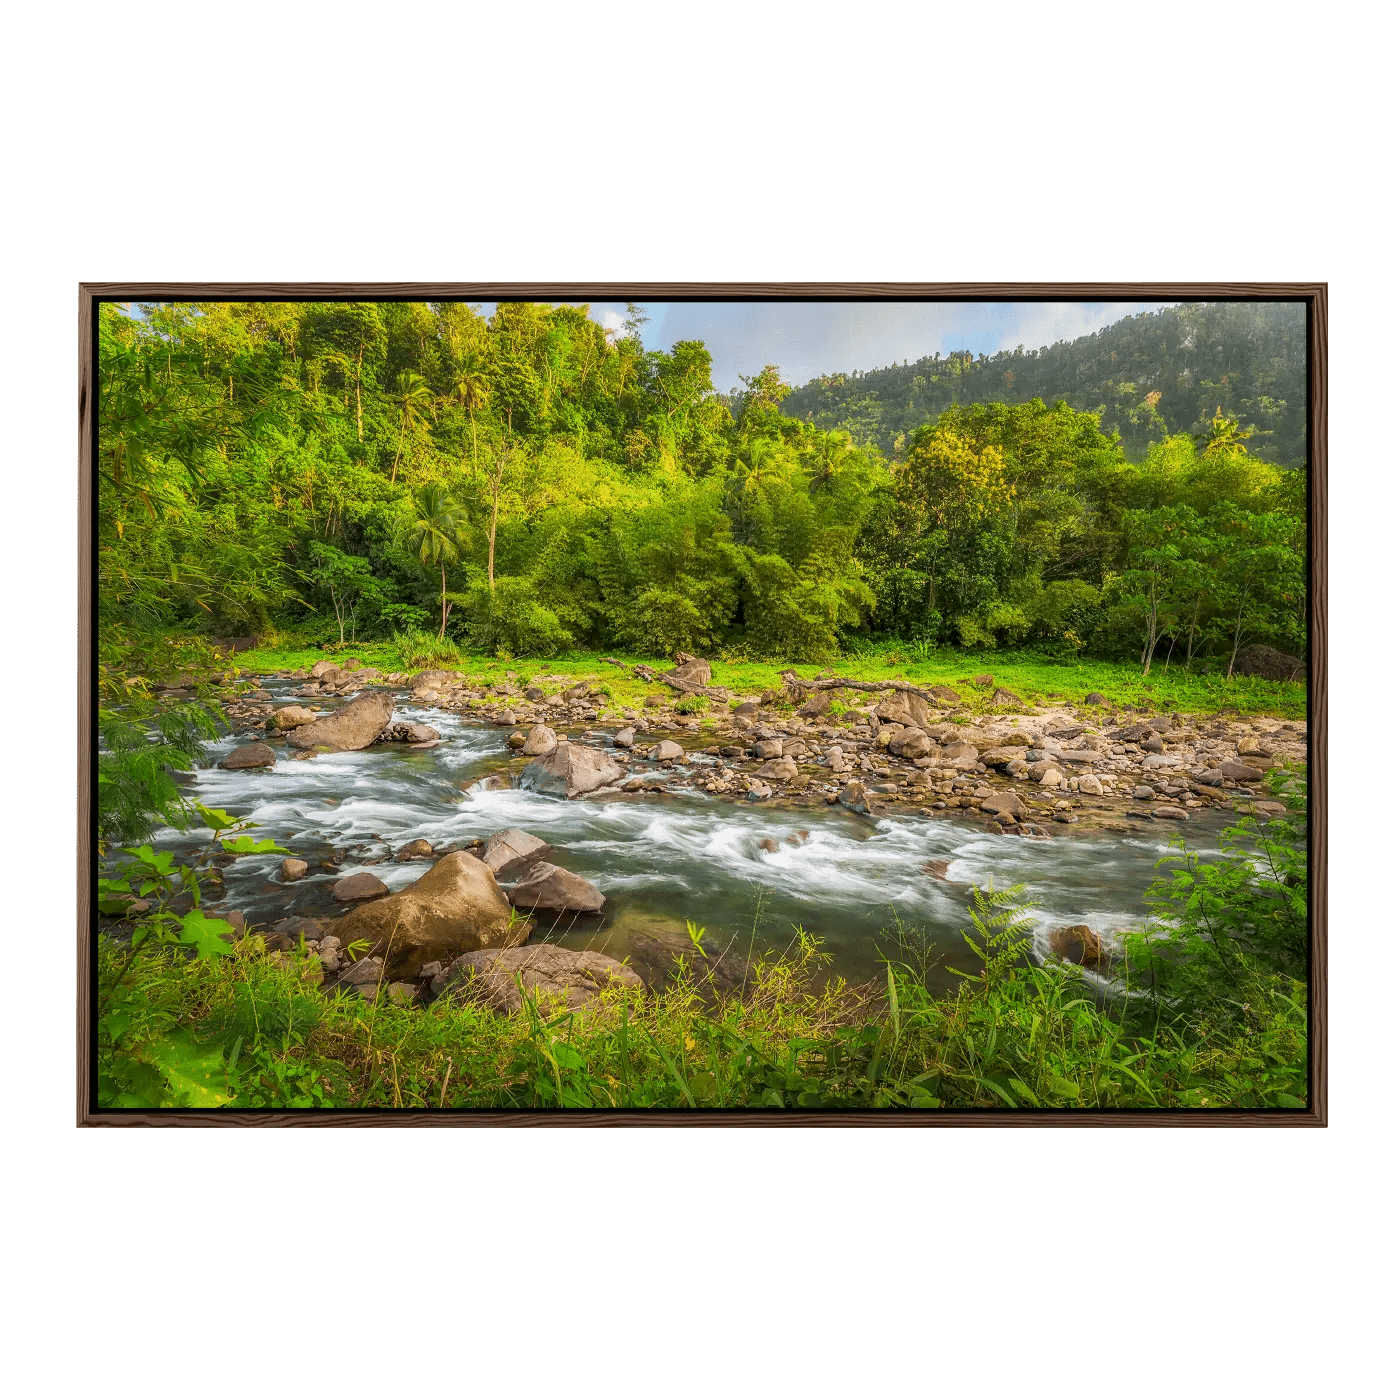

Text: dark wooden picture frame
xmin=78 ymin=282 xmax=1326 ymax=1127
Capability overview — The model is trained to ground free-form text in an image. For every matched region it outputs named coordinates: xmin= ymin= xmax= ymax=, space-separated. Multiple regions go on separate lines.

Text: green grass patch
xmin=212 ymin=638 xmax=1304 ymax=721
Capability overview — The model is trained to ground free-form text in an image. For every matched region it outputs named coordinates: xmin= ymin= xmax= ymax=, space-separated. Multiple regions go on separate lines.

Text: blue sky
xmin=475 ymin=299 xmax=1174 ymax=393
xmin=126 ymin=299 xmax=1173 ymax=394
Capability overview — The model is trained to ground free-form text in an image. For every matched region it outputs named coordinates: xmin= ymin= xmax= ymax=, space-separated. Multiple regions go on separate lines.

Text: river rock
xmin=751 ymin=737 xmax=784 ymax=760
xmin=649 ymin=739 xmax=684 ymax=761
xmin=432 ymin=945 xmax=642 ymax=1015
xmin=980 ymin=745 xmax=1028 ymax=768
xmin=613 ymin=726 xmax=635 ymax=749
xmin=508 ymin=862 xmax=605 ymax=914
xmin=1233 ymin=644 xmax=1303 ymax=682
xmin=338 ymin=956 xmax=384 ymax=986
xmin=1049 ymin=924 xmax=1106 ymax=967
xmin=384 ymin=721 xmax=440 ymax=744
xmin=943 ymin=742 xmax=980 ymax=769
xmin=1152 ymin=805 xmax=1189 ymax=821
xmin=825 ymin=746 xmax=851 ymax=772
xmin=409 ymin=669 xmax=458 ymax=693
xmin=522 ymin=724 xmax=558 ymax=756
xmin=221 ymin=742 xmax=276 ymax=769
xmin=506 ymin=730 xmax=527 ymax=749
xmin=326 ymin=851 xmax=526 ymax=979
xmin=990 ymin=687 xmax=1025 ymax=708
xmin=333 ymin=872 xmax=389 ymax=902
xmin=287 ymin=691 xmax=395 ymax=753
xmin=796 ymin=691 xmax=831 ymax=718
xmin=1039 ymin=767 xmax=1064 ymax=787
xmin=1141 ymin=753 xmax=1184 ymax=772
xmin=658 ymin=652 xmax=713 ymax=693
xmin=267 ymin=705 xmax=318 ymax=731
xmin=839 ymin=780 xmax=872 ymax=814
xmin=519 ymin=742 xmax=625 ymax=799
xmin=876 ymin=692 xmax=931 ymax=728
xmin=386 ymin=982 xmax=420 ymax=1008
xmin=279 ymin=858 xmax=308 ymax=881
xmin=1218 ymin=759 xmax=1258 ymax=782
xmin=754 ymin=757 xmax=799 ymax=783
xmin=1084 ymin=692 xmax=1108 ymax=706
xmin=1077 ymin=775 xmax=1104 ymax=796
xmin=310 ymin=660 xmax=340 ymax=679
xmin=979 ymin=791 xmax=1028 ymax=820
xmin=395 ymin=838 xmax=434 ymax=861
xmin=481 ymin=828 xmax=553 ymax=880
xmin=890 ymin=729 xmax=933 ymax=759
xmin=746 ymin=781 xmax=773 ymax=801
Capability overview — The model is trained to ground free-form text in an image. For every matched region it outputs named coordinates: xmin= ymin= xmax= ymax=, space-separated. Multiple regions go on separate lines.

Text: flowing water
xmin=152 ymin=682 xmax=1231 ymax=994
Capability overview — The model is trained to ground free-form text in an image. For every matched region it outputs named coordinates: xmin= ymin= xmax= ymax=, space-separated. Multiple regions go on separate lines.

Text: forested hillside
xmin=97 ymin=300 xmax=1305 ymax=669
xmin=783 ymin=302 xmax=1307 ymax=466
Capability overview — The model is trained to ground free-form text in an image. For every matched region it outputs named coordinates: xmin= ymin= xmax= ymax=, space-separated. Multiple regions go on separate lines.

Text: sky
xmin=476 ymin=299 xmax=1175 ymax=393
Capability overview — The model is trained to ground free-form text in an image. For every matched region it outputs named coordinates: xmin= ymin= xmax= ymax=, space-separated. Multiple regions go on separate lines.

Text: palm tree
xmin=452 ymin=357 xmax=492 ymax=469
xmin=402 ymin=484 xmax=469 ymax=638
xmin=389 ymin=371 xmax=435 ymax=483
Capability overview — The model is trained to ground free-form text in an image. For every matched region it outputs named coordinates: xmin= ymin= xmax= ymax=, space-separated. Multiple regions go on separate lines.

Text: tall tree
xmin=402 ymin=485 xmax=470 ymax=637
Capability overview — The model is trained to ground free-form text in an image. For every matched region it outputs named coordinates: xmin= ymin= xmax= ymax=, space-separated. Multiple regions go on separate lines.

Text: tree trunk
xmin=355 ymin=347 xmax=364 ymax=441
xmin=439 ymin=561 xmax=448 ymax=639
xmin=1140 ymin=581 xmax=1159 ymax=676
xmin=1226 ymin=592 xmax=1249 ymax=677
xmin=1184 ymin=596 xmax=1201 ymax=670
xmin=488 ymin=488 xmax=499 ymax=594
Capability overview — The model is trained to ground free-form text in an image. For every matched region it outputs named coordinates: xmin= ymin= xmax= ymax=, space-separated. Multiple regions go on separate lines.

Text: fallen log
xmin=779 ymin=670 xmax=946 ymax=703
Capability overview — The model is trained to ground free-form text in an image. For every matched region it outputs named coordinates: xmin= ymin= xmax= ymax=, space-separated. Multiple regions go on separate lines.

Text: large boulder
xmin=875 ymin=692 xmax=931 ymax=728
xmin=659 ymin=652 xmax=713 ymax=692
xmin=324 ymin=851 xmax=526 ymax=980
xmin=287 ymin=691 xmax=395 ymax=753
xmin=521 ymin=724 xmax=558 ymax=756
xmin=508 ymin=863 xmax=606 ymax=913
xmin=649 ymin=739 xmax=684 ymax=761
xmin=990 ymin=687 xmax=1025 ymax=708
xmin=1233 ymin=645 xmax=1304 ymax=682
xmin=518 ymin=741 xmax=625 ymax=799
xmin=431 ymin=945 xmax=642 ymax=1015
xmin=751 ymin=737 xmax=784 ymax=760
xmin=310 ymin=659 xmax=340 ymax=679
xmin=481 ymin=828 xmax=553 ymax=880
xmin=795 ymin=691 xmax=831 ymax=719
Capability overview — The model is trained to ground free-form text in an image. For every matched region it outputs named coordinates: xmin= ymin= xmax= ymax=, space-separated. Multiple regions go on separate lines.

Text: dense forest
xmin=98 ymin=300 xmax=1305 ymax=670
xmin=784 ymin=302 xmax=1308 ymax=466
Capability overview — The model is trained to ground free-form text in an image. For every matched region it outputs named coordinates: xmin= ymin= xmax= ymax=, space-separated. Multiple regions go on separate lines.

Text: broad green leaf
xmin=221 ymin=835 xmax=292 ymax=855
xmin=102 ymin=1007 xmax=132 ymax=1044
xmin=145 ymin=1031 xmax=234 ymax=1108
xmin=178 ymin=909 xmax=234 ymax=959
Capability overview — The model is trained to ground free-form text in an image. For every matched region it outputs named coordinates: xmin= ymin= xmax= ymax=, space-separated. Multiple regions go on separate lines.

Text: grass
xmin=196 ymin=632 xmax=1305 ymax=721
xmin=95 ymin=891 xmax=1308 ymax=1113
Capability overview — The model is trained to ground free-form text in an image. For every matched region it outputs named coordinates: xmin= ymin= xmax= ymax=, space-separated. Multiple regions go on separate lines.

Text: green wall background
xmin=5 ymin=5 xmax=1394 ymax=1394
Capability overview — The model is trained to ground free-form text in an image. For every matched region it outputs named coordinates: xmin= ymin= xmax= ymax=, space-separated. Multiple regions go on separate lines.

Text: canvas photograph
xmin=82 ymin=287 xmax=1322 ymax=1121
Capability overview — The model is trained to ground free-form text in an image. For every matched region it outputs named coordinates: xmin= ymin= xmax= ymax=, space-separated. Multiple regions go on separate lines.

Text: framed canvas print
xmin=78 ymin=283 xmax=1325 ymax=1125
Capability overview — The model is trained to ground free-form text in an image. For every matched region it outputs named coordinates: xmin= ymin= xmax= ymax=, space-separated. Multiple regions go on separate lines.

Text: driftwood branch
xmin=778 ymin=670 xmax=951 ymax=703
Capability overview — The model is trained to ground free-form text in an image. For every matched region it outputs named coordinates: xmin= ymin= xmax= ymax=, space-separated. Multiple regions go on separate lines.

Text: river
xmin=144 ymin=679 xmax=1232 ymax=995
